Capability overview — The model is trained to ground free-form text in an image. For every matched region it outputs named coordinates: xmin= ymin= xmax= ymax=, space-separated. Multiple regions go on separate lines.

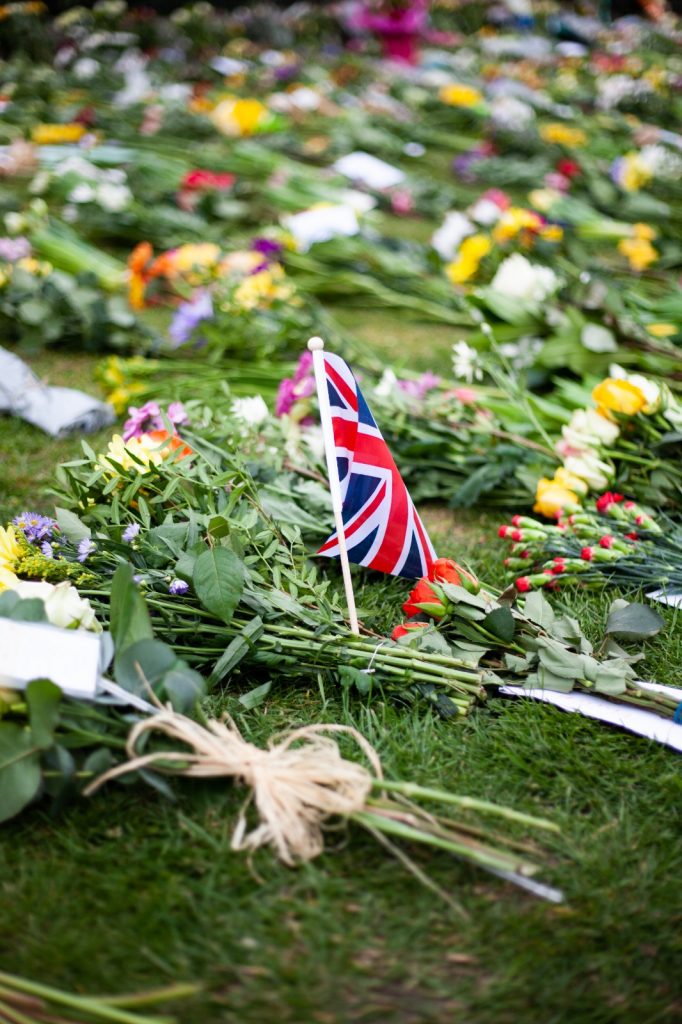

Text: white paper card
xmin=647 ymin=589 xmax=682 ymax=608
xmin=500 ymin=683 xmax=682 ymax=752
xmin=333 ymin=152 xmax=405 ymax=190
xmin=0 ymin=619 xmax=100 ymax=698
xmin=282 ymin=204 xmax=359 ymax=252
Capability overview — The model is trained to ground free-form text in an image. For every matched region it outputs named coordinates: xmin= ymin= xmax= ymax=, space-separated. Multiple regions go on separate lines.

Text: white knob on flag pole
xmin=307 ymin=336 xmax=360 ymax=635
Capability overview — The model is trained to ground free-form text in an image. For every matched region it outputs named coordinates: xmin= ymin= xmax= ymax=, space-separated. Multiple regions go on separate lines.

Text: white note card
xmin=282 ymin=204 xmax=359 ymax=251
xmin=500 ymin=682 xmax=682 ymax=753
xmin=333 ymin=152 xmax=405 ymax=190
xmin=0 ymin=619 xmax=101 ymax=698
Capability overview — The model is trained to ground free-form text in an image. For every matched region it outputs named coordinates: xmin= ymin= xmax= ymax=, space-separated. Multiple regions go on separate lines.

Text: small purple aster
xmin=13 ymin=512 xmax=57 ymax=543
xmin=0 ymin=236 xmax=31 ymax=262
xmin=41 ymin=541 xmax=54 ymax=559
xmin=77 ymin=538 xmax=96 ymax=562
xmin=168 ymin=291 xmax=213 ymax=348
xmin=122 ymin=523 xmax=141 ymax=542
xmin=168 ymin=579 xmax=189 ymax=595
xmin=251 ymin=237 xmax=284 ymax=260
xmin=397 ymin=371 xmax=441 ymax=400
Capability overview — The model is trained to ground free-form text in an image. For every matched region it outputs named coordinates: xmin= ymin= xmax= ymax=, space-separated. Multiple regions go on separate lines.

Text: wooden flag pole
xmin=308 ymin=336 xmax=360 ymax=635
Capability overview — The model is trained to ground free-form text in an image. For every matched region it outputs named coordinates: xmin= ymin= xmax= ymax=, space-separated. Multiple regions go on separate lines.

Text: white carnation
xmin=232 ymin=395 xmax=269 ymax=426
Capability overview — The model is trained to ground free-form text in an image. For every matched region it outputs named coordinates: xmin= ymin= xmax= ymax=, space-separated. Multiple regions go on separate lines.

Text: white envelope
xmin=0 ymin=620 xmax=101 ymax=698
xmin=333 ymin=151 xmax=405 ymax=190
xmin=282 ymin=204 xmax=359 ymax=252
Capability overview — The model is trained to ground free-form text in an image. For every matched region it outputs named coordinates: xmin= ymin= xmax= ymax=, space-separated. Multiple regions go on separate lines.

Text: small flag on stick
xmin=307 ymin=337 xmax=436 ymax=634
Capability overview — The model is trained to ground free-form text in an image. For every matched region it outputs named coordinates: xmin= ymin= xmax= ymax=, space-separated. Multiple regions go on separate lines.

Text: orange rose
xmin=428 ymin=557 xmax=477 ymax=587
xmin=402 ymin=578 xmax=446 ymax=619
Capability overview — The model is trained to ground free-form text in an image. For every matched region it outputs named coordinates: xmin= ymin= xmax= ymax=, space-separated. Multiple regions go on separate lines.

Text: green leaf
xmin=193 ymin=547 xmax=244 ymax=624
xmin=522 ymin=592 xmax=555 ymax=628
xmin=26 ymin=679 xmax=61 ymax=750
xmin=10 ymin=598 xmax=47 ymax=623
xmin=0 ymin=592 xmax=20 ymax=618
xmin=0 ymin=724 xmax=42 ymax=823
xmin=162 ymin=664 xmax=206 ymax=712
xmin=339 ymin=665 xmax=372 ymax=695
xmin=483 ymin=607 xmax=516 ymax=643
xmin=114 ymin=639 xmax=177 ymax=696
xmin=110 ymin=562 xmax=153 ymax=654
xmin=210 ymin=616 xmax=264 ymax=684
xmin=605 ymin=602 xmax=664 ymax=642
xmin=581 ymin=323 xmax=617 ymax=353
xmin=238 ymin=681 xmax=272 ymax=710
xmin=55 ymin=507 xmax=92 ymax=544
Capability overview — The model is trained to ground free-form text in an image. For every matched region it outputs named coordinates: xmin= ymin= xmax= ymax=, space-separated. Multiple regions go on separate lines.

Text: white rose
xmin=231 ymin=395 xmax=269 ymax=426
xmin=95 ymin=182 xmax=131 ymax=212
xmin=609 ymin=364 xmax=661 ymax=413
xmin=563 ymin=453 xmax=614 ymax=491
xmin=566 ymin=408 xmax=620 ymax=447
xmin=431 ymin=212 xmax=474 ymax=261
xmin=490 ymin=253 xmax=560 ymax=305
xmin=73 ymin=57 xmax=100 ymax=80
xmin=11 ymin=580 xmax=102 ymax=632
xmin=69 ymin=183 xmax=96 ymax=204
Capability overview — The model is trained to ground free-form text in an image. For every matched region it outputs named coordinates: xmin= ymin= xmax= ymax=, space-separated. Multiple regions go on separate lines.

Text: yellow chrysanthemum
xmin=539 ymin=123 xmax=587 ymax=148
xmin=492 ymin=207 xmax=542 ymax=244
xmin=0 ymin=566 xmax=19 ymax=593
xmin=592 ymin=378 xmax=647 ymax=418
xmin=0 ymin=525 xmax=20 ymax=570
xmin=539 ymin=224 xmax=564 ymax=243
xmin=166 ymin=243 xmax=221 ymax=277
xmin=438 ymin=83 xmax=484 ymax=108
xmin=31 ymin=123 xmax=86 ymax=145
xmin=633 ymin=222 xmax=656 ymax=241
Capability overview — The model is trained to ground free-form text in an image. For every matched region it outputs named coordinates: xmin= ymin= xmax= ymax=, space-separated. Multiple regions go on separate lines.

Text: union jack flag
xmin=317 ymin=352 xmax=436 ymax=579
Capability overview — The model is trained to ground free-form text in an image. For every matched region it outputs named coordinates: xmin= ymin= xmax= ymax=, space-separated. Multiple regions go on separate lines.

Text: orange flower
xmin=391 ymin=622 xmax=428 ymax=641
xmin=402 ymin=578 xmax=446 ymax=619
xmin=127 ymin=241 xmax=153 ymax=309
xmin=145 ymin=430 xmax=193 ymax=460
xmin=428 ymin=558 xmax=477 ymax=588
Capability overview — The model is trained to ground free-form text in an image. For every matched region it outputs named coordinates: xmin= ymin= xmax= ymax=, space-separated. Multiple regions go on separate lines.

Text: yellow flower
xmin=107 ymin=384 xmax=145 ymax=414
xmin=98 ymin=434 xmax=165 ymax=475
xmin=0 ymin=525 xmax=20 ymax=570
xmin=533 ymin=476 xmax=580 ymax=518
xmin=619 ymin=153 xmax=651 ymax=192
xmin=492 ymin=207 xmax=542 ymax=244
xmin=528 ymin=188 xmax=561 ymax=214
xmin=633 ymin=222 xmax=656 ymax=241
xmin=167 ymin=243 xmax=221 ymax=276
xmin=539 ymin=224 xmax=563 ymax=243
xmin=438 ymin=83 xmax=484 ymax=108
xmin=210 ymin=97 xmax=269 ymax=137
xmin=539 ymin=123 xmax=587 ymax=148
xmin=0 ymin=566 xmax=19 ymax=593
xmin=618 ymin=236 xmax=657 ymax=272
xmin=553 ymin=467 xmax=589 ymax=496
xmin=445 ymin=234 xmax=491 ymax=285
xmin=647 ymin=322 xmax=677 ymax=338
xmin=31 ymin=123 xmax=86 ymax=145
xmin=592 ymin=378 xmax=647 ymax=418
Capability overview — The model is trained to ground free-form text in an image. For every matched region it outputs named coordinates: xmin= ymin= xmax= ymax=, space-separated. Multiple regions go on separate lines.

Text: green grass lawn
xmin=1 ymin=340 xmax=681 ymax=1023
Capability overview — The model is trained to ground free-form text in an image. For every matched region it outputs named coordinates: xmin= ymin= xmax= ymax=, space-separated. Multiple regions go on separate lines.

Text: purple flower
xmin=293 ymin=351 xmax=313 ymax=383
xmin=275 ymin=377 xmax=297 ymax=417
xmin=122 ymin=522 xmax=140 ymax=542
xmin=167 ymin=401 xmax=189 ymax=427
xmin=168 ymin=579 xmax=189 ymax=595
xmin=251 ymin=237 xmax=283 ymax=260
xmin=168 ymin=291 xmax=213 ymax=348
xmin=41 ymin=541 xmax=54 ymax=559
xmin=0 ymin=236 xmax=31 ymax=262
xmin=397 ymin=371 xmax=441 ymax=400
xmin=77 ymin=538 xmax=96 ymax=562
xmin=123 ymin=400 xmax=160 ymax=441
xmin=13 ymin=512 xmax=56 ymax=543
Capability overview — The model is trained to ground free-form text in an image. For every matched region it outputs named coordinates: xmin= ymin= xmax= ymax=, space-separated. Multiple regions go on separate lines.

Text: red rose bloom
xmin=428 ymin=557 xmax=476 ymax=587
xmin=402 ymin=578 xmax=445 ymax=618
xmin=391 ymin=622 xmax=428 ymax=641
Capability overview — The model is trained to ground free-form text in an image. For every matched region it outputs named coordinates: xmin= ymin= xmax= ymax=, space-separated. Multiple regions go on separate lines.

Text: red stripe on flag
xmin=325 ymin=360 xmax=358 ymax=411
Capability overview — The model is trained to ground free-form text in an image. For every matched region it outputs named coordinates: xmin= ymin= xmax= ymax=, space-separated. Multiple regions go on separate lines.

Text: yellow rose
xmin=533 ymin=477 xmax=580 ymax=518
xmin=438 ymin=83 xmax=484 ymax=108
xmin=553 ymin=467 xmax=589 ymax=496
xmin=445 ymin=234 xmax=491 ymax=285
xmin=592 ymin=378 xmax=647 ymax=417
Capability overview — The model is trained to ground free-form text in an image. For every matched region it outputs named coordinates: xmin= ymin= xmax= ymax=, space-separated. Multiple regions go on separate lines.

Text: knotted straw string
xmin=85 ymin=710 xmax=383 ymax=866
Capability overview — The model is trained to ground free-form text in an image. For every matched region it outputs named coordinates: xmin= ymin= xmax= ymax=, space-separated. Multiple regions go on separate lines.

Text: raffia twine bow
xmin=85 ymin=710 xmax=383 ymax=866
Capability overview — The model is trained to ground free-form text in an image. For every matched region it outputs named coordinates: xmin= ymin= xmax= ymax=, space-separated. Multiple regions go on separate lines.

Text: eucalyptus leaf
xmin=606 ymin=602 xmax=664 ymax=642
xmin=55 ymin=507 xmax=92 ymax=544
xmin=0 ymin=724 xmax=42 ymax=823
xmin=26 ymin=678 xmax=61 ymax=750
xmin=114 ymin=638 xmax=177 ymax=696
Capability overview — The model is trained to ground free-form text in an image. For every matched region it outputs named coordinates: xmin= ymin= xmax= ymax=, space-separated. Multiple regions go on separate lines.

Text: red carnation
xmin=596 ymin=492 xmax=624 ymax=513
xmin=557 ymin=159 xmax=580 ymax=178
xmin=599 ymin=535 xmax=615 ymax=549
xmin=581 ymin=547 xmax=594 ymax=561
xmin=498 ymin=525 xmax=510 ymax=538
xmin=515 ymin=576 xmax=532 ymax=592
